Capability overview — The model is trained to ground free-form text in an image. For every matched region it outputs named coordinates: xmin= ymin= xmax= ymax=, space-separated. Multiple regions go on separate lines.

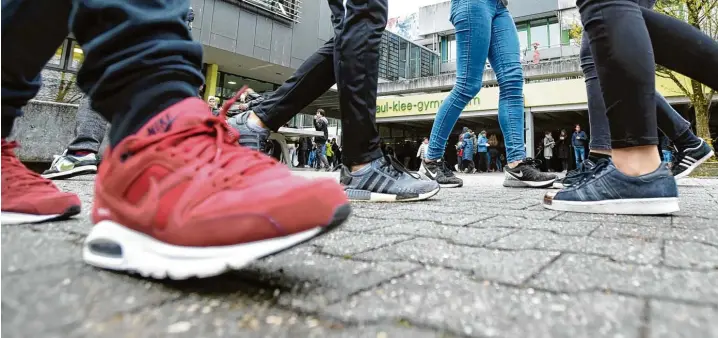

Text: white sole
xmin=83 ymin=220 xmax=326 ymax=280
xmin=503 ymin=177 xmax=557 ymax=188
xmin=543 ymin=197 xmax=679 ymax=215
xmin=347 ymin=186 xmax=441 ymax=202
xmin=42 ymin=165 xmax=98 ymax=179
xmin=1 ymin=212 xmax=63 ymax=225
xmin=439 ymin=183 xmax=462 ymax=188
xmin=674 ymin=150 xmax=714 ymax=180
xmin=551 ymin=182 xmax=565 ymax=189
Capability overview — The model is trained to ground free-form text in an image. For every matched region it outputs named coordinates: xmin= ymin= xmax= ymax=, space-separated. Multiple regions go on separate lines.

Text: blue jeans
xmin=1 ymin=0 xmax=203 ymax=144
xmin=426 ymin=0 xmax=524 ymax=163
xmin=662 ymin=150 xmax=672 ymax=163
xmin=574 ymin=146 xmax=586 ymax=167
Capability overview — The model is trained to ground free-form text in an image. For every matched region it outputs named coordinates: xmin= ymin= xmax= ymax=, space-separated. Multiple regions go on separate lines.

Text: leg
xmin=66 ymin=97 xmax=108 ymax=154
xmin=425 ymin=0 xmax=492 ymax=161
xmin=580 ymin=32 xmax=611 ymax=154
xmin=252 ymin=39 xmax=336 ymax=130
xmin=331 ymin=0 xmax=386 ymax=166
xmin=42 ymin=97 xmax=107 ymax=179
xmin=545 ymin=0 xmax=678 ymax=215
xmin=490 ymin=6 xmax=557 ymax=188
xmin=70 ymin=0 xmax=204 ymax=145
xmin=1 ymin=0 xmax=82 ymax=224
xmin=487 ymin=8 xmax=526 ymax=165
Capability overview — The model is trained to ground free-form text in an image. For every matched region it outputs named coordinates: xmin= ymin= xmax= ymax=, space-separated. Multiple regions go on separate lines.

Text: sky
xmin=388 ymin=0 xmax=444 ymax=18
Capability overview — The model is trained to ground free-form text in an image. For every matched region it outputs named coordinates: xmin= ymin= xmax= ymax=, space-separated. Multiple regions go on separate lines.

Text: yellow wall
xmin=203 ymin=63 xmax=219 ymax=101
xmin=376 ymin=75 xmax=706 ymax=118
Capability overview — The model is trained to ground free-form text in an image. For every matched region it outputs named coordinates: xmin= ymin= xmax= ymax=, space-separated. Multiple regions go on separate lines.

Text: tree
xmin=54 ymin=71 xmax=82 ymax=104
xmin=655 ymin=0 xmax=717 ymax=150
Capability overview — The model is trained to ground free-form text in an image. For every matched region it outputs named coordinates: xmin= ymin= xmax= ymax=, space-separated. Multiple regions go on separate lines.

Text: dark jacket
xmin=314 ymin=117 xmax=328 ymax=144
xmin=572 ymin=131 xmax=588 ymax=147
xmin=557 ymin=134 xmax=570 ymax=159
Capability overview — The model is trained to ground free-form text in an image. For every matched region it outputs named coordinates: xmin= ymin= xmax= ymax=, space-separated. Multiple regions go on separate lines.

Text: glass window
xmin=399 ymin=41 xmax=408 ymax=78
xmin=548 ymin=20 xmax=561 ymax=47
xmin=447 ymin=34 xmax=457 ymax=62
xmin=48 ymin=42 xmax=66 ymax=67
xmin=529 ymin=20 xmax=549 ymax=49
xmin=215 ymin=71 xmax=277 ymax=102
xmin=516 ymin=24 xmax=529 ymax=53
xmin=69 ymin=41 xmax=84 ymax=70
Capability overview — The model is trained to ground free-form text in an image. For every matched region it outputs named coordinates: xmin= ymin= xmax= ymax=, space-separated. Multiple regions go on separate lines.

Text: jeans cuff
xmin=252 ymin=107 xmax=280 ymax=132
xmin=611 ymin=136 xmax=659 ymax=149
xmin=343 ymin=148 xmax=383 ymax=167
xmin=588 ymin=142 xmax=611 ymax=151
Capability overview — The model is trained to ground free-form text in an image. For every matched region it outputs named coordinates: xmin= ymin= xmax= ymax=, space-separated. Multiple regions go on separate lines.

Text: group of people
xmin=539 ymin=124 xmax=588 ymax=173
xmin=455 ymin=128 xmax=504 ymax=174
xmin=1 ymin=0 xmax=716 ymax=280
xmin=293 ymin=136 xmax=342 ymax=170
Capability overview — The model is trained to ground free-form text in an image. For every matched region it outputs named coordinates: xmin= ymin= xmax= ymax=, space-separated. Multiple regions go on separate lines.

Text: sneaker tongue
xmin=583 ymin=159 xmax=596 ymax=170
xmin=138 ymin=98 xmax=214 ymax=137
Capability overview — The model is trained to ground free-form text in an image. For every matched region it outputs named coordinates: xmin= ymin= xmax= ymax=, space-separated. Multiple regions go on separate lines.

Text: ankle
xmin=612 ymin=146 xmax=661 ymax=177
xmin=507 ymin=160 xmax=522 ymax=169
xmin=351 ymin=163 xmax=369 ymax=172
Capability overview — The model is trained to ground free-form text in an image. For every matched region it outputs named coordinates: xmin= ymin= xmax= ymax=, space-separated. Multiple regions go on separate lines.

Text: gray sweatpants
xmin=66 ymin=97 xmax=108 ymax=154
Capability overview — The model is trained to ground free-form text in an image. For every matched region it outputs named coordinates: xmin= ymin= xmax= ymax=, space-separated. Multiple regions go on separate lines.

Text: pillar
xmin=525 ymin=109 xmax=535 ymax=158
xmin=203 ymin=63 xmax=219 ymax=101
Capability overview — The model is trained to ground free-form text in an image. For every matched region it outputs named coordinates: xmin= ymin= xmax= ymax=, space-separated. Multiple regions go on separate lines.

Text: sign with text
xmin=377 ymin=87 xmax=500 ymax=118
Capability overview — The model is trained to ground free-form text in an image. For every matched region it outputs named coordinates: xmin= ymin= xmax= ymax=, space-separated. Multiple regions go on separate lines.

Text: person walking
xmin=225 ymin=0 xmax=439 ymax=202
xmin=544 ymin=0 xmax=718 ymax=214
xmin=461 ymin=133 xmax=475 ymax=173
xmin=418 ymin=0 xmax=557 ymax=188
xmin=488 ymin=134 xmax=502 ymax=172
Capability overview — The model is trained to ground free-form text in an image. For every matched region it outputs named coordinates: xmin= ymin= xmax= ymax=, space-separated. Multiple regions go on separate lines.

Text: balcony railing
xmin=223 ymin=0 xmax=301 ymax=24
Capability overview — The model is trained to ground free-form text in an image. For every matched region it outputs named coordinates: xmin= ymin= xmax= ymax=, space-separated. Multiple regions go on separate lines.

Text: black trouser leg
xmin=578 ymin=0 xmax=657 ymax=148
xmin=328 ymin=0 xmax=387 ymax=166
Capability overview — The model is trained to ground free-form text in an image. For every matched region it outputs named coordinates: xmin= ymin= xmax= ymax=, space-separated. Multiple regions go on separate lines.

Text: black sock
xmin=673 ymin=129 xmax=702 ymax=152
xmin=589 ymin=152 xmax=611 ymax=162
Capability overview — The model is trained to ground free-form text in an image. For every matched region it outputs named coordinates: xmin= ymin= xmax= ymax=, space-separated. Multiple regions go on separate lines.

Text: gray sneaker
xmin=341 ymin=156 xmax=440 ymax=202
xmin=42 ymin=151 xmax=99 ymax=179
xmin=226 ymin=111 xmax=270 ymax=152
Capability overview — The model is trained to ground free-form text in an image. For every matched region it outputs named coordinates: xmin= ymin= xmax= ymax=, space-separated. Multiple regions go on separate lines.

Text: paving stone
xmin=1 ymin=263 xmax=181 ymax=337
xmin=664 ymin=241 xmax=718 ymax=269
xmin=649 ymin=300 xmax=718 ymax=338
xmin=528 ymin=254 xmax=718 ymax=303
xmin=314 ymin=231 xmax=414 ymax=256
xmin=340 ymin=216 xmax=395 ymax=232
xmin=591 ymin=223 xmax=661 ymax=239
xmin=488 ymin=230 xmax=661 ymax=264
xmin=324 ymin=268 xmax=644 ymax=338
xmin=352 ymin=211 xmax=492 ymax=227
xmin=357 ymin=238 xmax=560 ymax=284
xmin=235 ymin=246 xmax=420 ymax=311
xmin=1 ymin=227 xmax=83 ymax=274
xmin=470 ymin=216 xmax=599 ymax=236
xmin=552 ymin=212 xmax=671 ymax=227
xmin=368 ymin=221 xmax=516 ymax=246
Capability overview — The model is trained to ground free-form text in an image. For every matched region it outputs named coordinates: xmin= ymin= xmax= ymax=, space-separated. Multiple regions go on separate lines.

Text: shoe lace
xmin=439 ymin=159 xmax=455 ymax=177
xmin=522 ymin=157 xmax=543 ymax=168
xmin=2 ymin=142 xmax=56 ymax=190
xmin=380 ymin=155 xmax=416 ymax=178
xmin=570 ymin=159 xmax=610 ymax=185
xmin=122 ymin=86 xmax=277 ymax=186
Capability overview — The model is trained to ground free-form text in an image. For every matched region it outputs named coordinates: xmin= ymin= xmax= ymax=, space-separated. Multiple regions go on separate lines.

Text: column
xmin=525 ymin=108 xmax=534 ymax=158
xmin=203 ymin=63 xmax=219 ymax=101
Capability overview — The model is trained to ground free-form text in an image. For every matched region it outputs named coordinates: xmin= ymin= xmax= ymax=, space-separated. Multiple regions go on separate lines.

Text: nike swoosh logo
xmin=97 ymin=176 xmax=162 ymax=228
xmin=511 ymin=170 xmax=524 ymax=178
xmin=425 ymin=169 xmax=437 ymax=179
xmin=59 ymin=162 xmax=75 ymax=171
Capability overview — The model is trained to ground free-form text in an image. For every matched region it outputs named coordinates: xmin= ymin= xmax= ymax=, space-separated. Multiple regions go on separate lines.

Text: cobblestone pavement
xmin=3 ymin=172 xmax=718 ymax=338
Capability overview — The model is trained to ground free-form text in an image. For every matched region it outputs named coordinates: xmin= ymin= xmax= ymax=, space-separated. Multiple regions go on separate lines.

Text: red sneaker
xmin=1 ymin=140 xmax=82 ymax=224
xmin=84 ymin=95 xmax=350 ymax=279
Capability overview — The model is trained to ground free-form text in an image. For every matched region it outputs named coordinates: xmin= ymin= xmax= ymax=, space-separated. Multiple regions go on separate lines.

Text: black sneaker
xmin=420 ymin=159 xmax=463 ymax=188
xmin=42 ymin=151 xmax=99 ymax=179
xmin=553 ymin=158 xmax=599 ymax=189
xmin=503 ymin=158 xmax=557 ymax=188
xmin=226 ymin=110 xmax=270 ymax=152
xmin=341 ymin=156 xmax=440 ymax=202
xmin=672 ymin=139 xmax=715 ymax=180
xmin=544 ymin=161 xmax=679 ymax=215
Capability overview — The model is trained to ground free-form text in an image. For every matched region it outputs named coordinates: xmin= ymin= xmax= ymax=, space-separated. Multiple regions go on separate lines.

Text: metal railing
xmin=224 ymin=0 xmax=301 ymax=23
